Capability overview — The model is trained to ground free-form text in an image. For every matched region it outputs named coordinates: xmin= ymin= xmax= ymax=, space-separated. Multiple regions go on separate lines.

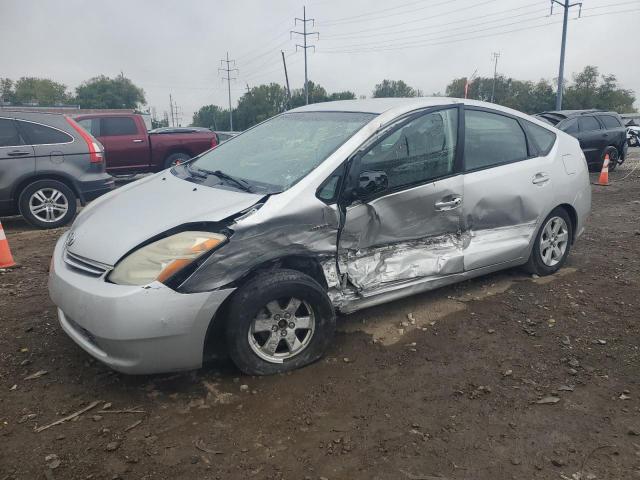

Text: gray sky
xmin=1 ymin=0 xmax=638 ymax=123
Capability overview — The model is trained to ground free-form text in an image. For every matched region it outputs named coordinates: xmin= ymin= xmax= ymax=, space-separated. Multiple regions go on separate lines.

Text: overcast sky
xmin=1 ymin=0 xmax=638 ymax=123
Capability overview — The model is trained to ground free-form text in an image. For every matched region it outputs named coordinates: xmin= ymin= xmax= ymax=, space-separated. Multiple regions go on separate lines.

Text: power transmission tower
xmin=490 ymin=52 xmax=501 ymax=103
xmin=219 ymin=52 xmax=238 ymax=130
xmin=281 ymin=50 xmax=292 ymax=110
xmin=551 ymin=0 xmax=582 ymax=110
xmin=169 ymin=94 xmax=175 ymax=127
xmin=291 ymin=7 xmax=319 ymax=105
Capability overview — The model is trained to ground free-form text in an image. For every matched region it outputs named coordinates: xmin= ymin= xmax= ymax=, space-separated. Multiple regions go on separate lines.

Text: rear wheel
xmin=164 ymin=152 xmax=191 ymax=169
xmin=602 ymin=146 xmax=619 ymax=172
xmin=225 ymin=269 xmax=335 ymax=375
xmin=524 ymin=207 xmax=572 ymax=276
xmin=18 ymin=179 xmax=77 ymax=229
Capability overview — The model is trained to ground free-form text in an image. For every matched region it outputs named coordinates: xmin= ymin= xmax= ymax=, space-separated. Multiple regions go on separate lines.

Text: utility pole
xmin=551 ymin=0 xmax=582 ymax=110
xmin=490 ymin=52 xmax=501 ymax=103
xmin=219 ymin=52 xmax=238 ymax=130
xmin=246 ymin=83 xmax=251 ymax=95
xmin=464 ymin=69 xmax=477 ymax=99
xmin=281 ymin=50 xmax=292 ymax=109
xmin=169 ymin=94 xmax=175 ymax=127
xmin=291 ymin=7 xmax=319 ymax=105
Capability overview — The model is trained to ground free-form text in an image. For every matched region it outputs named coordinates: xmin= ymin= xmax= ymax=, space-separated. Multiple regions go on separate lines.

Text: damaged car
xmin=48 ymin=98 xmax=591 ymax=376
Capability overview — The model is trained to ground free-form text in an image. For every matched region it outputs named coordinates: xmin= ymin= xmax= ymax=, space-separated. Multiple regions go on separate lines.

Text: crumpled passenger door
xmin=337 ymin=106 xmax=464 ymax=295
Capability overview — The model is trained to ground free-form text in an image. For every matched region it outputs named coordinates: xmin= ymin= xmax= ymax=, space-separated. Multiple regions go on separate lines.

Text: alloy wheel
xmin=29 ymin=188 xmax=69 ymax=223
xmin=539 ymin=216 xmax=569 ymax=267
xmin=248 ymin=297 xmax=315 ymax=363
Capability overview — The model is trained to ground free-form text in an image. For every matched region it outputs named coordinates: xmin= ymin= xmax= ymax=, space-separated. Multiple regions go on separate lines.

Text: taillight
xmin=65 ymin=117 xmax=104 ymax=163
xmin=211 ymin=137 xmax=218 ymax=148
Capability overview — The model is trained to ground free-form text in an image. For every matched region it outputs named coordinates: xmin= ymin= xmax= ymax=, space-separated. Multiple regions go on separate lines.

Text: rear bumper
xmin=77 ymin=174 xmax=115 ymax=205
xmin=48 ymin=232 xmax=235 ymax=374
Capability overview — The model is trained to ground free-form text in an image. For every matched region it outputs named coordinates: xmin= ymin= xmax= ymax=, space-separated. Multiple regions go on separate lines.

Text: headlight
xmin=108 ymin=231 xmax=226 ymax=286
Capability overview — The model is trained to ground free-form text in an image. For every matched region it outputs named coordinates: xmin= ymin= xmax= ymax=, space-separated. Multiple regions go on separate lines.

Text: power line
xmin=319 ymin=0 xmax=451 ymax=26
xmin=291 ymin=6 xmax=319 ymax=105
xmin=218 ymin=52 xmax=238 ymax=130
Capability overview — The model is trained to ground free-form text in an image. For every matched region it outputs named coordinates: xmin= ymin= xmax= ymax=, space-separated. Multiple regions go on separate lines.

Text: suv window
xmin=17 ymin=120 xmax=72 ymax=145
xmin=359 ymin=108 xmax=458 ymax=190
xmin=522 ymin=120 xmax=556 ymax=156
xmin=464 ymin=110 xmax=528 ymax=170
xmin=598 ymin=115 xmax=622 ymax=129
xmin=0 ymin=118 xmax=23 ymax=147
xmin=100 ymin=117 xmax=137 ymax=136
xmin=578 ymin=116 xmax=601 ymax=132
xmin=561 ymin=118 xmax=578 ymax=134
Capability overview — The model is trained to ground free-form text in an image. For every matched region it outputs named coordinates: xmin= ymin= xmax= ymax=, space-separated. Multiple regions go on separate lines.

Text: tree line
xmin=0 ymin=75 xmax=145 ymax=110
xmin=1 ymin=65 xmax=635 ymax=132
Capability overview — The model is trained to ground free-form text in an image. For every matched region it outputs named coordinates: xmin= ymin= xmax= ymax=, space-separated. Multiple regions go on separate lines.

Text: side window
xmin=561 ymin=118 xmax=578 ymax=134
xmin=77 ymin=118 xmax=99 ymax=136
xmin=0 ymin=118 xmax=23 ymax=147
xmin=100 ymin=117 xmax=138 ymax=136
xmin=464 ymin=110 xmax=528 ymax=170
xmin=17 ymin=121 xmax=72 ymax=145
xmin=598 ymin=115 xmax=622 ymax=129
xmin=359 ymin=108 xmax=458 ymax=190
xmin=522 ymin=120 xmax=557 ymax=156
xmin=578 ymin=116 xmax=601 ymax=132
xmin=317 ymin=164 xmax=345 ymax=203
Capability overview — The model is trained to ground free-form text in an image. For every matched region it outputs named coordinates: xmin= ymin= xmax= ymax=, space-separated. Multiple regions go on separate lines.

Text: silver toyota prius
xmin=49 ymin=98 xmax=591 ymax=375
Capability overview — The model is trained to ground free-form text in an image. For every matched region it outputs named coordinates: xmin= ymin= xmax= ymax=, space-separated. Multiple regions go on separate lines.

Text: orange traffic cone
xmin=0 ymin=220 xmax=16 ymax=268
xmin=597 ymin=153 xmax=610 ymax=186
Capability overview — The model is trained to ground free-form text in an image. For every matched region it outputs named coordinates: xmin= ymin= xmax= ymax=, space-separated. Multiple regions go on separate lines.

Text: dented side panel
xmin=337 ymin=176 xmax=464 ymax=293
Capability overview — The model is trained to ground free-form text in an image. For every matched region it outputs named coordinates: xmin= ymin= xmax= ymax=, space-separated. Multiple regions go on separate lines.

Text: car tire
xmin=164 ymin=152 xmax=191 ymax=169
xmin=602 ymin=146 xmax=619 ymax=172
xmin=18 ymin=179 xmax=77 ymax=229
xmin=524 ymin=207 xmax=573 ymax=276
xmin=225 ymin=269 xmax=335 ymax=375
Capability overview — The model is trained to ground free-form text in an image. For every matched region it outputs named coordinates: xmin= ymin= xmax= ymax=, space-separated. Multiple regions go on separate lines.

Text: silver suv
xmin=0 ymin=110 xmax=114 ymax=228
xmin=49 ymin=98 xmax=591 ymax=376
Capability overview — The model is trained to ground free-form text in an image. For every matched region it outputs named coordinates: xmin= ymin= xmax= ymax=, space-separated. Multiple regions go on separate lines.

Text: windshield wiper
xmin=186 ymin=163 xmax=207 ymax=179
xmin=196 ymin=167 xmax=254 ymax=193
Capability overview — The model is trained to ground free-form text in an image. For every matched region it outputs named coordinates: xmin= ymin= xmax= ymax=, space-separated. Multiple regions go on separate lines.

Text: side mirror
xmin=357 ymin=170 xmax=388 ymax=198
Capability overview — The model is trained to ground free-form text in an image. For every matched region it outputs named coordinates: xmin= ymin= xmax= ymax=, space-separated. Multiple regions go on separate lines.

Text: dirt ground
xmin=1 ymin=152 xmax=639 ymax=480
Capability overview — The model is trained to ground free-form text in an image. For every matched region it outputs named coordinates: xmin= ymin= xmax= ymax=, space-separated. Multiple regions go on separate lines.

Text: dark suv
xmin=0 ymin=111 xmax=115 ymax=228
xmin=535 ymin=110 xmax=627 ymax=171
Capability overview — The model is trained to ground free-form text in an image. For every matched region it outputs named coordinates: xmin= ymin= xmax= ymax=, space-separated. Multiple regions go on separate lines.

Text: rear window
xmin=100 ymin=117 xmax=137 ymax=136
xmin=522 ymin=120 xmax=556 ymax=156
xmin=77 ymin=118 xmax=100 ymax=136
xmin=578 ymin=116 xmax=601 ymax=132
xmin=598 ymin=115 xmax=622 ymax=129
xmin=17 ymin=120 xmax=73 ymax=145
xmin=0 ymin=118 xmax=23 ymax=147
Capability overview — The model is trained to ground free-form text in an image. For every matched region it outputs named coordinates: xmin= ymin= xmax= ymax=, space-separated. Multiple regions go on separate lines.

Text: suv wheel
xmin=602 ymin=146 xmax=619 ymax=172
xmin=524 ymin=207 xmax=573 ymax=276
xmin=225 ymin=269 xmax=335 ymax=375
xmin=164 ymin=152 xmax=191 ymax=169
xmin=18 ymin=180 xmax=77 ymax=229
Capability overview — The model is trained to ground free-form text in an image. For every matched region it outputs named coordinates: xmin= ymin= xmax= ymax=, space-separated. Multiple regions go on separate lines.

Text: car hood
xmin=67 ymin=172 xmax=264 ymax=265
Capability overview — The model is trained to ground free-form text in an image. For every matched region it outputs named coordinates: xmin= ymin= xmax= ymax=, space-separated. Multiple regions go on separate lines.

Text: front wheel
xmin=18 ymin=179 xmax=77 ymax=229
xmin=225 ymin=269 xmax=335 ymax=375
xmin=524 ymin=208 xmax=573 ymax=276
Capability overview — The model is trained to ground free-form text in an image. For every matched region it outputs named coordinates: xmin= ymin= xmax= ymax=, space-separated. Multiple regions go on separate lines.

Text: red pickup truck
xmin=74 ymin=113 xmax=217 ymax=174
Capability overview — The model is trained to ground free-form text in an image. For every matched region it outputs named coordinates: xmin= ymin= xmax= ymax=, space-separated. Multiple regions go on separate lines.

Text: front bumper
xmin=48 ymin=233 xmax=234 ymax=374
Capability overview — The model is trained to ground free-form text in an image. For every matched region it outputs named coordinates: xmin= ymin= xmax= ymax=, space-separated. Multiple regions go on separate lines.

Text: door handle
xmin=434 ymin=196 xmax=462 ymax=211
xmin=132 ymin=139 xmax=143 ymax=143
xmin=532 ymin=173 xmax=550 ymax=185
xmin=6 ymin=150 xmax=30 ymax=157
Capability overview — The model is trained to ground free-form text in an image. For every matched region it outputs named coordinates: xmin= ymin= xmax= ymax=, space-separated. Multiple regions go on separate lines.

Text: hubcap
xmin=29 ymin=188 xmax=68 ymax=223
xmin=248 ymin=297 xmax=315 ymax=363
xmin=539 ymin=216 xmax=569 ymax=267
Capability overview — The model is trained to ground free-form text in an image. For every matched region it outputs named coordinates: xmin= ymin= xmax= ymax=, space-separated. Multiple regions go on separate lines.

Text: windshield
xmin=190 ymin=111 xmax=375 ymax=192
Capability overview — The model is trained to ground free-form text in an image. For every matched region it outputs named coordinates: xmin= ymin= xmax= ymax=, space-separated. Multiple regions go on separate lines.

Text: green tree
xmin=564 ymin=66 xmax=635 ymax=112
xmin=192 ymin=104 xmax=231 ymax=130
xmin=75 ymin=75 xmax=145 ymax=109
xmin=0 ymin=78 xmax=15 ymax=104
xmin=290 ymin=81 xmax=329 ymax=108
xmin=235 ymin=83 xmax=288 ymax=128
xmin=328 ymin=90 xmax=356 ymax=101
xmin=12 ymin=77 xmax=69 ymax=105
xmin=373 ymin=79 xmax=422 ymax=98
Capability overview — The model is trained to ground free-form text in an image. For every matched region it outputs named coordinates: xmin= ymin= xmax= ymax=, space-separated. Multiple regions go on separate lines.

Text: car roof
xmin=539 ymin=109 xmax=619 ymax=120
xmin=0 ymin=109 xmax=66 ymax=121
